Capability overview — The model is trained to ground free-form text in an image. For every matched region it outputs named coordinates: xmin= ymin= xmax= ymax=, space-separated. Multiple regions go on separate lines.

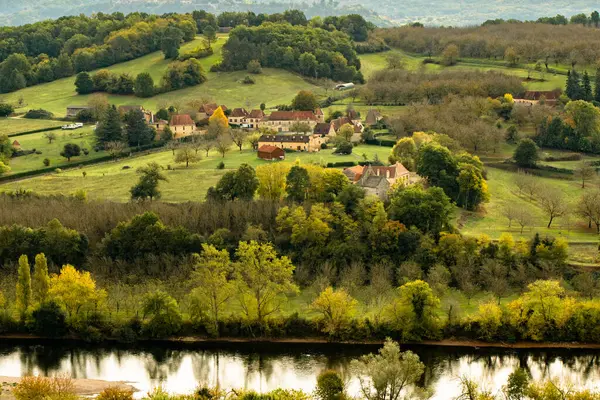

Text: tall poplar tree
xmin=16 ymin=255 xmax=32 ymax=320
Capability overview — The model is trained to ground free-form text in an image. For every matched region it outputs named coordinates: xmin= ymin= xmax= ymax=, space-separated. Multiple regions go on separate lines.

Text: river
xmin=1 ymin=341 xmax=600 ymax=399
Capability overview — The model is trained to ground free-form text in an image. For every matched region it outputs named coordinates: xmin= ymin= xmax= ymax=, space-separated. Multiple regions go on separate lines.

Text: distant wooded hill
xmin=1 ymin=0 xmax=600 ymax=27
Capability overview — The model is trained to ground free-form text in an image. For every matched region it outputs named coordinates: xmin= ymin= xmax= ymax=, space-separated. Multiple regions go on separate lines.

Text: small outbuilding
xmin=12 ymin=140 xmax=21 ymax=149
xmin=258 ymin=144 xmax=285 ymax=161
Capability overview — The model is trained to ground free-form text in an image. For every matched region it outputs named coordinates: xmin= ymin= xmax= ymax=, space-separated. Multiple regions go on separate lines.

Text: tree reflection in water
xmin=0 ymin=342 xmax=600 ymax=397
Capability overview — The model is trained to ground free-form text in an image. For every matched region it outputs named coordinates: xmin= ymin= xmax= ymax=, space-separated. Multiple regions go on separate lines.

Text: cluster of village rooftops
xmin=65 ymin=103 xmax=412 ymax=199
xmin=66 ymin=103 xmax=385 ymax=153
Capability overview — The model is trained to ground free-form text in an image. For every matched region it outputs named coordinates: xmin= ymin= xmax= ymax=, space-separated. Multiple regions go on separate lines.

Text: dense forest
xmin=216 ymin=22 xmax=365 ymax=82
xmin=0 ymin=13 xmax=196 ymax=93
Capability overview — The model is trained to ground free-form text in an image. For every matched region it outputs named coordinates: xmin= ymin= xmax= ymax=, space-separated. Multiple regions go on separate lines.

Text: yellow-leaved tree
xmin=311 ymin=286 xmax=358 ymax=336
xmin=256 ymin=163 xmax=291 ymax=200
xmin=49 ymin=265 xmax=106 ymax=319
xmin=209 ymin=106 xmax=229 ymax=128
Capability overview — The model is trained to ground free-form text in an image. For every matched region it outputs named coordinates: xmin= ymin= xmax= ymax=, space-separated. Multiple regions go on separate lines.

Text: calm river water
xmin=1 ymin=341 xmax=600 ymax=399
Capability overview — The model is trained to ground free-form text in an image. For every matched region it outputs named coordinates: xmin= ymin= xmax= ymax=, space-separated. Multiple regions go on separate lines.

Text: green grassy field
xmin=5 ymin=126 xmax=107 ymax=174
xmin=0 ymin=118 xmax=64 ymax=136
xmin=0 ymin=36 xmax=325 ymax=117
xmin=0 ymin=144 xmax=395 ymax=201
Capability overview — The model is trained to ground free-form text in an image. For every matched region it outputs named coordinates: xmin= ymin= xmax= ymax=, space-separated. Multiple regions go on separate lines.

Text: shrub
xmin=24 ymin=109 xmax=53 ymax=119
xmin=247 ymin=59 xmax=262 ymax=74
xmin=333 ymin=141 xmax=353 ymax=155
xmin=217 ymin=161 xmax=225 ymax=169
xmin=0 ymin=103 xmax=14 ymax=117
xmin=96 ymin=386 xmax=135 ymax=400
xmin=141 ymin=290 xmax=183 ymax=338
xmin=29 ymin=300 xmax=68 ymax=337
xmin=13 ymin=376 xmax=77 ymax=400
xmin=315 ymin=370 xmax=345 ymax=400
xmin=320 ymin=143 xmax=328 ymax=150
xmin=76 ymin=109 xmax=95 ymax=122
xmin=242 ymin=75 xmax=256 ymax=84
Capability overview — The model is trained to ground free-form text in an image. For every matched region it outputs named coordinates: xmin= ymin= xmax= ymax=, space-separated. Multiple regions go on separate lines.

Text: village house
xmin=332 ymin=116 xmax=364 ymax=142
xmin=149 ymin=115 xmax=168 ymax=133
xmin=198 ymin=103 xmax=228 ymax=120
xmin=356 ymin=171 xmax=390 ymax=200
xmin=118 ymin=105 xmax=153 ymax=122
xmin=169 ymin=114 xmax=196 ymax=138
xmin=244 ymin=109 xmax=265 ymax=128
xmin=229 ymin=108 xmax=248 ymax=125
xmin=66 ymin=106 xmax=92 ymax=118
xmin=257 ymin=144 xmax=286 ymax=160
xmin=514 ymin=90 xmax=560 ymax=106
xmin=258 ymin=133 xmax=324 ymax=152
xmin=259 ymin=111 xmax=321 ymax=132
xmin=344 ymin=163 xmax=410 ymax=186
xmin=313 ymin=122 xmax=336 ymax=138
xmin=365 ymin=109 xmax=383 ymax=126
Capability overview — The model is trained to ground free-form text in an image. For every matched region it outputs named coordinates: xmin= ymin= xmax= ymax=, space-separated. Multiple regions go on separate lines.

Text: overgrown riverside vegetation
xmin=10 ymin=341 xmax=600 ymax=400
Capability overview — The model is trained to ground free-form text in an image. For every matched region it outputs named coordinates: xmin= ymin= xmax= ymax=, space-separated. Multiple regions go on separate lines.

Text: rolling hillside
xmin=1 ymin=36 xmax=326 ymax=117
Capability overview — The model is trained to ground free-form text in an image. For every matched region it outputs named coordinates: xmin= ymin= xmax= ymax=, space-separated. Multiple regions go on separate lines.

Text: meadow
xmin=0 ymin=144 xmax=395 ymax=201
xmin=0 ymin=36 xmax=326 ymax=117
xmin=0 ymin=118 xmax=63 ymax=136
xmin=5 ymin=126 xmax=108 ymax=174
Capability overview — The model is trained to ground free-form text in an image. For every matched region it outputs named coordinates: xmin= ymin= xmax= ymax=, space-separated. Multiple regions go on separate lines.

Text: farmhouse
xmin=149 ymin=115 xmax=168 ymax=132
xmin=257 ymin=144 xmax=285 ymax=160
xmin=66 ymin=106 xmax=91 ymax=118
xmin=514 ymin=90 xmax=560 ymax=106
xmin=332 ymin=116 xmax=364 ymax=142
xmin=356 ymin=170 xmax=391 ymax=200
xmin=198 ymin=103 xmax=228 ymax=119
xmin=344 ymin=163 xmax=410 ymax=186
xmin=169 ymin=114 xmax=195 ymax=138
xmin=313 ymin=122 xmax=336 ymax=138
xmin=244 ymin=109 xmax=265 ymax=128
xmin=229 ymin=108 xmax=248 ymax=125
xmin=118 ymin=105 xmax=153 ymax=122
xmin=365 ymin=109 xmax=383 ymax=126
xmin=258 ymin=133 xmax=323 ymax=152
xmin=259 ymin=111 xmax=320 ymax=132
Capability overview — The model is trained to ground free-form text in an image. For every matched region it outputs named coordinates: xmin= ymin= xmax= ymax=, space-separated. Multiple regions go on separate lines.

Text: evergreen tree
xmin=124 ymin=109 xmax=155 ymax=148
xmin=594 ymin=68 xmax=600 ymax=103
xmin=16 ymin=255 xmax=32 ymax=320
xmin=95 ymin=105 xmax=123 ymax=146
xmin=32 ymin=253 xmax=50 ymax=303
xmin=566 ymin=69 xmax=583 ymax=100
xmin=582 ymin=71 xmax=593 ymax=101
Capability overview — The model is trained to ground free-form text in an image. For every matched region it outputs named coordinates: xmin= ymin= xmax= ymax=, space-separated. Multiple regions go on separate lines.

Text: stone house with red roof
xmin=259 ymin=110 xmax=320 ymax=132
xmin=169 ymin=114 xmax=195 ymax=138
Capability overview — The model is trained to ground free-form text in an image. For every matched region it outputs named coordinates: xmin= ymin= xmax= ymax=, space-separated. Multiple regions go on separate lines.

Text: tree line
xmin=362 ymin=69 xmax=524 ymax=105
xmin=74 ymin=58 xmax=207 ymax=97
xmin=0 ymin=14 xmax=196 ymax=93
xmin=216 ymin=23 xmax=365 ymax=83
xmin=375 ymin=22 xmax=600 ymax=66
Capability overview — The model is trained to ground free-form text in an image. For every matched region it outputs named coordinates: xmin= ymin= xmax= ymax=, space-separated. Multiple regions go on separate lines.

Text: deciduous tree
xmin=190 ymin=244 xmax=234 ymax=336
xmin=234 ymin=241 xmax=298 ymax=324
xmin=311 ymin=286 xmax=358 ymax=336
xmin=351 ymin=339 xmax=425 ymax=400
